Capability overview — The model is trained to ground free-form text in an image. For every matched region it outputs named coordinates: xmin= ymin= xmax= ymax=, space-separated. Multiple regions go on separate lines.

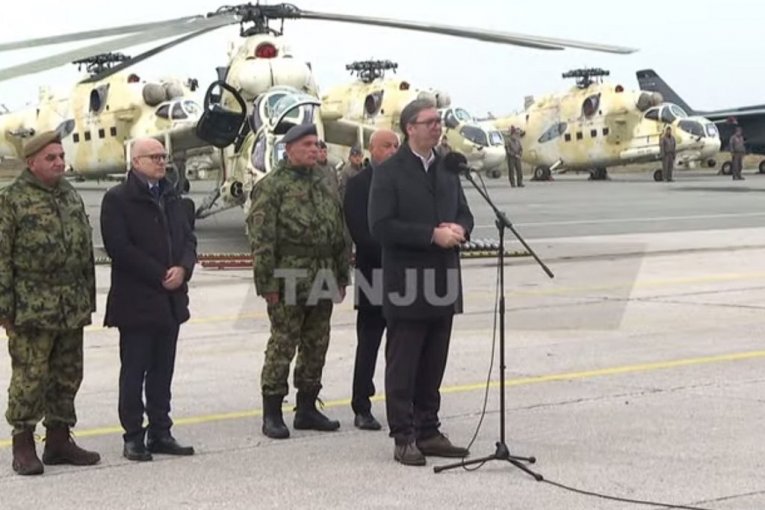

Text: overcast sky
xmin=0 ymin=0 xmax=759 ymax=117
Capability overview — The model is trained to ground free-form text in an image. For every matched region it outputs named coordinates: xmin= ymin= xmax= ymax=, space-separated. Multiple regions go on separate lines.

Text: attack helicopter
xmin=320 ymin=59 xmax=506 ymax=176
xmin=0 ymin=53 xmax=215 ymax=187
xmin=493 ymin=68 xmax=721 ymax=182
xmin=0 ymin=3 xmax=637 ymax=221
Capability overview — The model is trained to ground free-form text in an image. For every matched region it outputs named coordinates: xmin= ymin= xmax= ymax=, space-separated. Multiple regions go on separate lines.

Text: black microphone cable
xmin=454 ymin=212 xmax=716 ymax=510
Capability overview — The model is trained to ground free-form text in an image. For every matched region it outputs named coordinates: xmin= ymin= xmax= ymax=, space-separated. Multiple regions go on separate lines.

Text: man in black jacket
xmin=344 ymin=129 xmax=400 ymax=431
xmin=369 ymin=100 xmax=474 ymax=466
xmin=100 ymin=138 xmax=197 ymax=462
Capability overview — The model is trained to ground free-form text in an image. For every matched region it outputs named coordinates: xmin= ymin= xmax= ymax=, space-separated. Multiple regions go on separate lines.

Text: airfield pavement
xmin=1 ymin=167 xmax=765 ymax=509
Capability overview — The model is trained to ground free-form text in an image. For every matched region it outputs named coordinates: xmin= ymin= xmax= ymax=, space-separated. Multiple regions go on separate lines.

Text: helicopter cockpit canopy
xmin=644 ymin=104 xmax=688 ymax=123
xmin=441 ymin=107 xmax=474 ymax=129
xmin=249 ymin=86 xmax=320 ymax=135
xmin=155 ymin=99 xmax=203 ymax=121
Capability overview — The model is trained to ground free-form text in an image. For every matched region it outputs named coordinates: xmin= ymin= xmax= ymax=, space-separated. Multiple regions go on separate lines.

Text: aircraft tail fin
xmin=636 ymin=69 xmax=694 ymax=114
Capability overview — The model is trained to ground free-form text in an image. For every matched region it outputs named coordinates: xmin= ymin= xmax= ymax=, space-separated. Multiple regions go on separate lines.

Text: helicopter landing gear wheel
xmin=589 ymin=167 xmax=609 ymax=181
xmin=759 ymin=160 xmax=765 ymax=174
xmin=653 ymin=169 xmax=663 ymax=182
xmin=487 ymin=168 xmax=502 ymax=179
xmin=533 ymin=166 xmax=551 ymax=181
xmin=721 ymin=161 xmax=732 ymax=175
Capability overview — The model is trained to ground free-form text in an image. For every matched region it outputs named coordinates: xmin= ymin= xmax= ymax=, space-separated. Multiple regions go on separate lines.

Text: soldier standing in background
xmin=659 ymin=126 xmax=676 ymax=182
xmin=729 ymin=127 xmax=746 ymax=180
xmin=0 ymin=131 xmax=100 ymax=475
xmin=338 ymin=145 xmax=364 ymax=199
xmin=505 ymin=126 xmax=524 ymax=187
xmin=247 ymin=124 xmax=349 ymax=440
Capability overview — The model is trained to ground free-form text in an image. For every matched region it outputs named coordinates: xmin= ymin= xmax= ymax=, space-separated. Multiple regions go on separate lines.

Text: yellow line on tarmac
xmin=1 ymin=349 xmax=763 ymax=449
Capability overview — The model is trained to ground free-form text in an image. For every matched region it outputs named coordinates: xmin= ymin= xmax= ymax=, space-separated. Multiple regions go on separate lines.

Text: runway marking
xmin=474 ymin=211 xmax=765 ymax=229
xmin=2 ymin=270 xmax=765 ymax=341
xmin=1 ymin=349 xmax=762 ymax=449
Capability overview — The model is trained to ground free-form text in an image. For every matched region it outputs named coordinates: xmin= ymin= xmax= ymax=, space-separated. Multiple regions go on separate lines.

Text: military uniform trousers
xmin=385 ymin=315 xmax=453 ymax=444
xmin=6 ymin=327 xmax=84 ymax=435
xmin=507 ymin=156 xmax=523 ymax=187
xmin=732 ymin=153 xmax=744 ymax=179
xmin=118 ymin=324 xmax=180 ymax=442
xmin=662 ymin=154 xmax=674 ymax=181
xmin=351 ymin=307 xmax=387 ymax=415
xmin=262 ymin=299 xmax=333 ymax=397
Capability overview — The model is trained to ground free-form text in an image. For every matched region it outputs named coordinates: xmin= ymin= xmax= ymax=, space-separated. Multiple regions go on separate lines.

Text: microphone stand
xmin=434 ymin=169 xmax=554 ymax=479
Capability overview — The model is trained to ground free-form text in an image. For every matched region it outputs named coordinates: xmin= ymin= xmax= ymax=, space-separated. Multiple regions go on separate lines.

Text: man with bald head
xmin=343 ymin=129 xmax=399 ymax=430
xmin=100 ymin=137 xmax=197 ymax=462
xmin=0 ymin=131 xmax=100 ymax=475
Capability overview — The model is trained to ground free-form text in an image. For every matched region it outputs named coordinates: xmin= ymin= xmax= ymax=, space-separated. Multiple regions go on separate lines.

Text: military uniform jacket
xmin=100 ymin=171 xmax=197 ymax=329
xmin=368 ymin=145 xmax=474 ymax=320
xmin=0 ymin=169 xmax=95 ymax=330
xmin=730 ymin=134 xmax=746 ymax=154
xmin=505 ymin=135 xmax=523 ymax=158
xmin=660 ymin=135 xmax=676 ymax=157
xmin=247 ymin=160 xmax=349 ymax=302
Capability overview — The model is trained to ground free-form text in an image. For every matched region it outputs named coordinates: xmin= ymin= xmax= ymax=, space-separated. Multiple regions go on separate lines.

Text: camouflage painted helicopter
xmin=0 ymin=4 xmax=637 ymax=220
xmin=493 ymin=68 xmax=721 ymax=182
xmin=0 ymin=53 xmax=215 ymax=187
xmin=320 ymin=59 xmax=506 ymax=176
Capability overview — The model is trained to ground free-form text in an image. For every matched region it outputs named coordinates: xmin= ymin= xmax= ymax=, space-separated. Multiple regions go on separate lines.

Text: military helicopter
xmin=320 ymin=59 xmax=506 ymax=177
xmin=0 ymin=3 xmax=637 ymax=220
xmin=493 ymin=68 xmax=721 ymax=182
xmin=0 ymin=53 xmax=214 ymax=187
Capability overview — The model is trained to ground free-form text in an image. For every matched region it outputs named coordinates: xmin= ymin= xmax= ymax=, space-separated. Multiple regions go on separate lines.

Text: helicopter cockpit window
xmin=669 ymin=104 xmax=688 ymax=119
xmin=454 ymin=108 xmax=473 ymax=122
xmin=706 ymin=124 xmax=718 ymax=137
xmin=443 ymin=109 xmax=459 ymax=129
xmin=89 ymin=84 xmax=109 ymax=114
xmin=644 ymin=108 xmax=659 ymax=121
xmin=678 ymin=120 xmax=705 ymax=138
xmin=459 ymin=125 xmax=488 ymax=147
xmin=538 ymin=122 xmax=567 ymax=143
xmin=251 ymin=135 xmax=267 ymax=171
xmin=171 ymin=103 xmax=188 ymax=120
xmin=182 ymin=100 xmax=201 ymax=119
xmin=155 ymin=104 xmax=170 ymax=119
xmin=270 ymin=94 xmax=318 ymax=133
xmin=660 ymin=106 xmax=677 ymax=124
xmin=488 ymin=130 xmax=504 ymax=146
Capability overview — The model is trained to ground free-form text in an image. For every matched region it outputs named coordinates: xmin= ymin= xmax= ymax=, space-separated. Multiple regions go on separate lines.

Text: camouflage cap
xmin=22 ymin=130 xmax=62 ymax=159
xmin=350 ymin=144 xmax=363 ymax=156
xmin=317 ymin=140 xmax=327 ymax=149
xmin=282 ymin=123 xmax=318 ymax=145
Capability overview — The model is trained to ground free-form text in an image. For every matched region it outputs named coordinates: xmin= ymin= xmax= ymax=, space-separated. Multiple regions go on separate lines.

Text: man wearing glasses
xmin=368 ymin=99 xmax=474 ymax=466
xmin=100 ymin=138 xmax=197 ymax=462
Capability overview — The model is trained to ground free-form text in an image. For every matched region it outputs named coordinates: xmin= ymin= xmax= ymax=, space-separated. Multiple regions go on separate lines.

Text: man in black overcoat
xmin=100 ymin=138 xmax=197 ymax=462
xmin=368 ymin=100 xmax=474 ymax=466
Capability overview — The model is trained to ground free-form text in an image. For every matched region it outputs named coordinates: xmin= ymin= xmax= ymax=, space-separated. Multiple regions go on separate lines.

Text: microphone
xmin=443 ymin=151 xmax=476 ymax=176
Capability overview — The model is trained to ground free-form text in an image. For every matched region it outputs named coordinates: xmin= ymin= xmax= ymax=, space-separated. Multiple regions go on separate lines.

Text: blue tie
xmin=150 ymin=184 xmax=160 ymax=200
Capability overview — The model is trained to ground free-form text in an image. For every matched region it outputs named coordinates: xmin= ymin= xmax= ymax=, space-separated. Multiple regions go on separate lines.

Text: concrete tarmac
xmin=1 ymin=172 xmax=764 ymax=509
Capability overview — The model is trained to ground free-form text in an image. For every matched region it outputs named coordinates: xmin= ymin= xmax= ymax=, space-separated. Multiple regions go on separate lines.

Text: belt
xmin=279 ymin=243 xmax=338 ymax=258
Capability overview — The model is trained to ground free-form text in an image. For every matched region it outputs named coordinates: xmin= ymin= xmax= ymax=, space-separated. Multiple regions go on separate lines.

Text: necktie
xmin=150 ymin=184 xmax=160 ymax=200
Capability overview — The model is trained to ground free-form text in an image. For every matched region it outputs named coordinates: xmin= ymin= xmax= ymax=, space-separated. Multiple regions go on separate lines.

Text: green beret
xmin=22 ymin=130 xmax=62 ymax=159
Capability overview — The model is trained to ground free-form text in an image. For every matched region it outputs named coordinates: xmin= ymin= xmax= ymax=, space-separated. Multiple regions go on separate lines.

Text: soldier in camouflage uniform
xmin=337 ymin=145 xmax=364 ymax=199
xmin=0 ymin=131 xmax=100 ymax=475
xmin=247 ymin=124 xmax=349 ymax=439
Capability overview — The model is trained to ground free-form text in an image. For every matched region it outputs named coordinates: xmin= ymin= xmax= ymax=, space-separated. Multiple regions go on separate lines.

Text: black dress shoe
xmin=354 ymin=412 xmax=382 ymax=431
xmin=147 ymin=435 xmax=195 ymax=456
xmin=123 ymin=440 xmax=152 ymax=462
xmin=394 ymin=442 xmax=426 ymax=466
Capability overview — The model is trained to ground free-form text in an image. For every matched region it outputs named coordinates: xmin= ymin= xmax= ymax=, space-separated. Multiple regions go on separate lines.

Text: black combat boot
xmin=11 ymin=429 xmax=44 ymax=475
xmin=262 ymin=395 xmax=290 ymax=439
xmin=293 ymin=389 xmax=340 ymax=431
xmin=42 ymin=426 xmax=100 ymax=466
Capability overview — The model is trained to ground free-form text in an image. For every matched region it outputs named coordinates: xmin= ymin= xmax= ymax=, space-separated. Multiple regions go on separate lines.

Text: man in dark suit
xmin=100 ymin=138 xmax=197 ymax=462
xmin=368 ymin=99 xmax=474 ymax=466
xmin=344 ymin=129 xmax=400 ymax=431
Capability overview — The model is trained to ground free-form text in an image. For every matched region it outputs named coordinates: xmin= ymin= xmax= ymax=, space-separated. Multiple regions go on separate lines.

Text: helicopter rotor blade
xmin=0 ymin=16 xmax=205 ymax=52
xmin=297 ymin=10 xmax=637 ymax=54
xmin=0 ymin=14 xmax=239 ymax=83
xmin=80 ymin=26 xmax=226 ymax=84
